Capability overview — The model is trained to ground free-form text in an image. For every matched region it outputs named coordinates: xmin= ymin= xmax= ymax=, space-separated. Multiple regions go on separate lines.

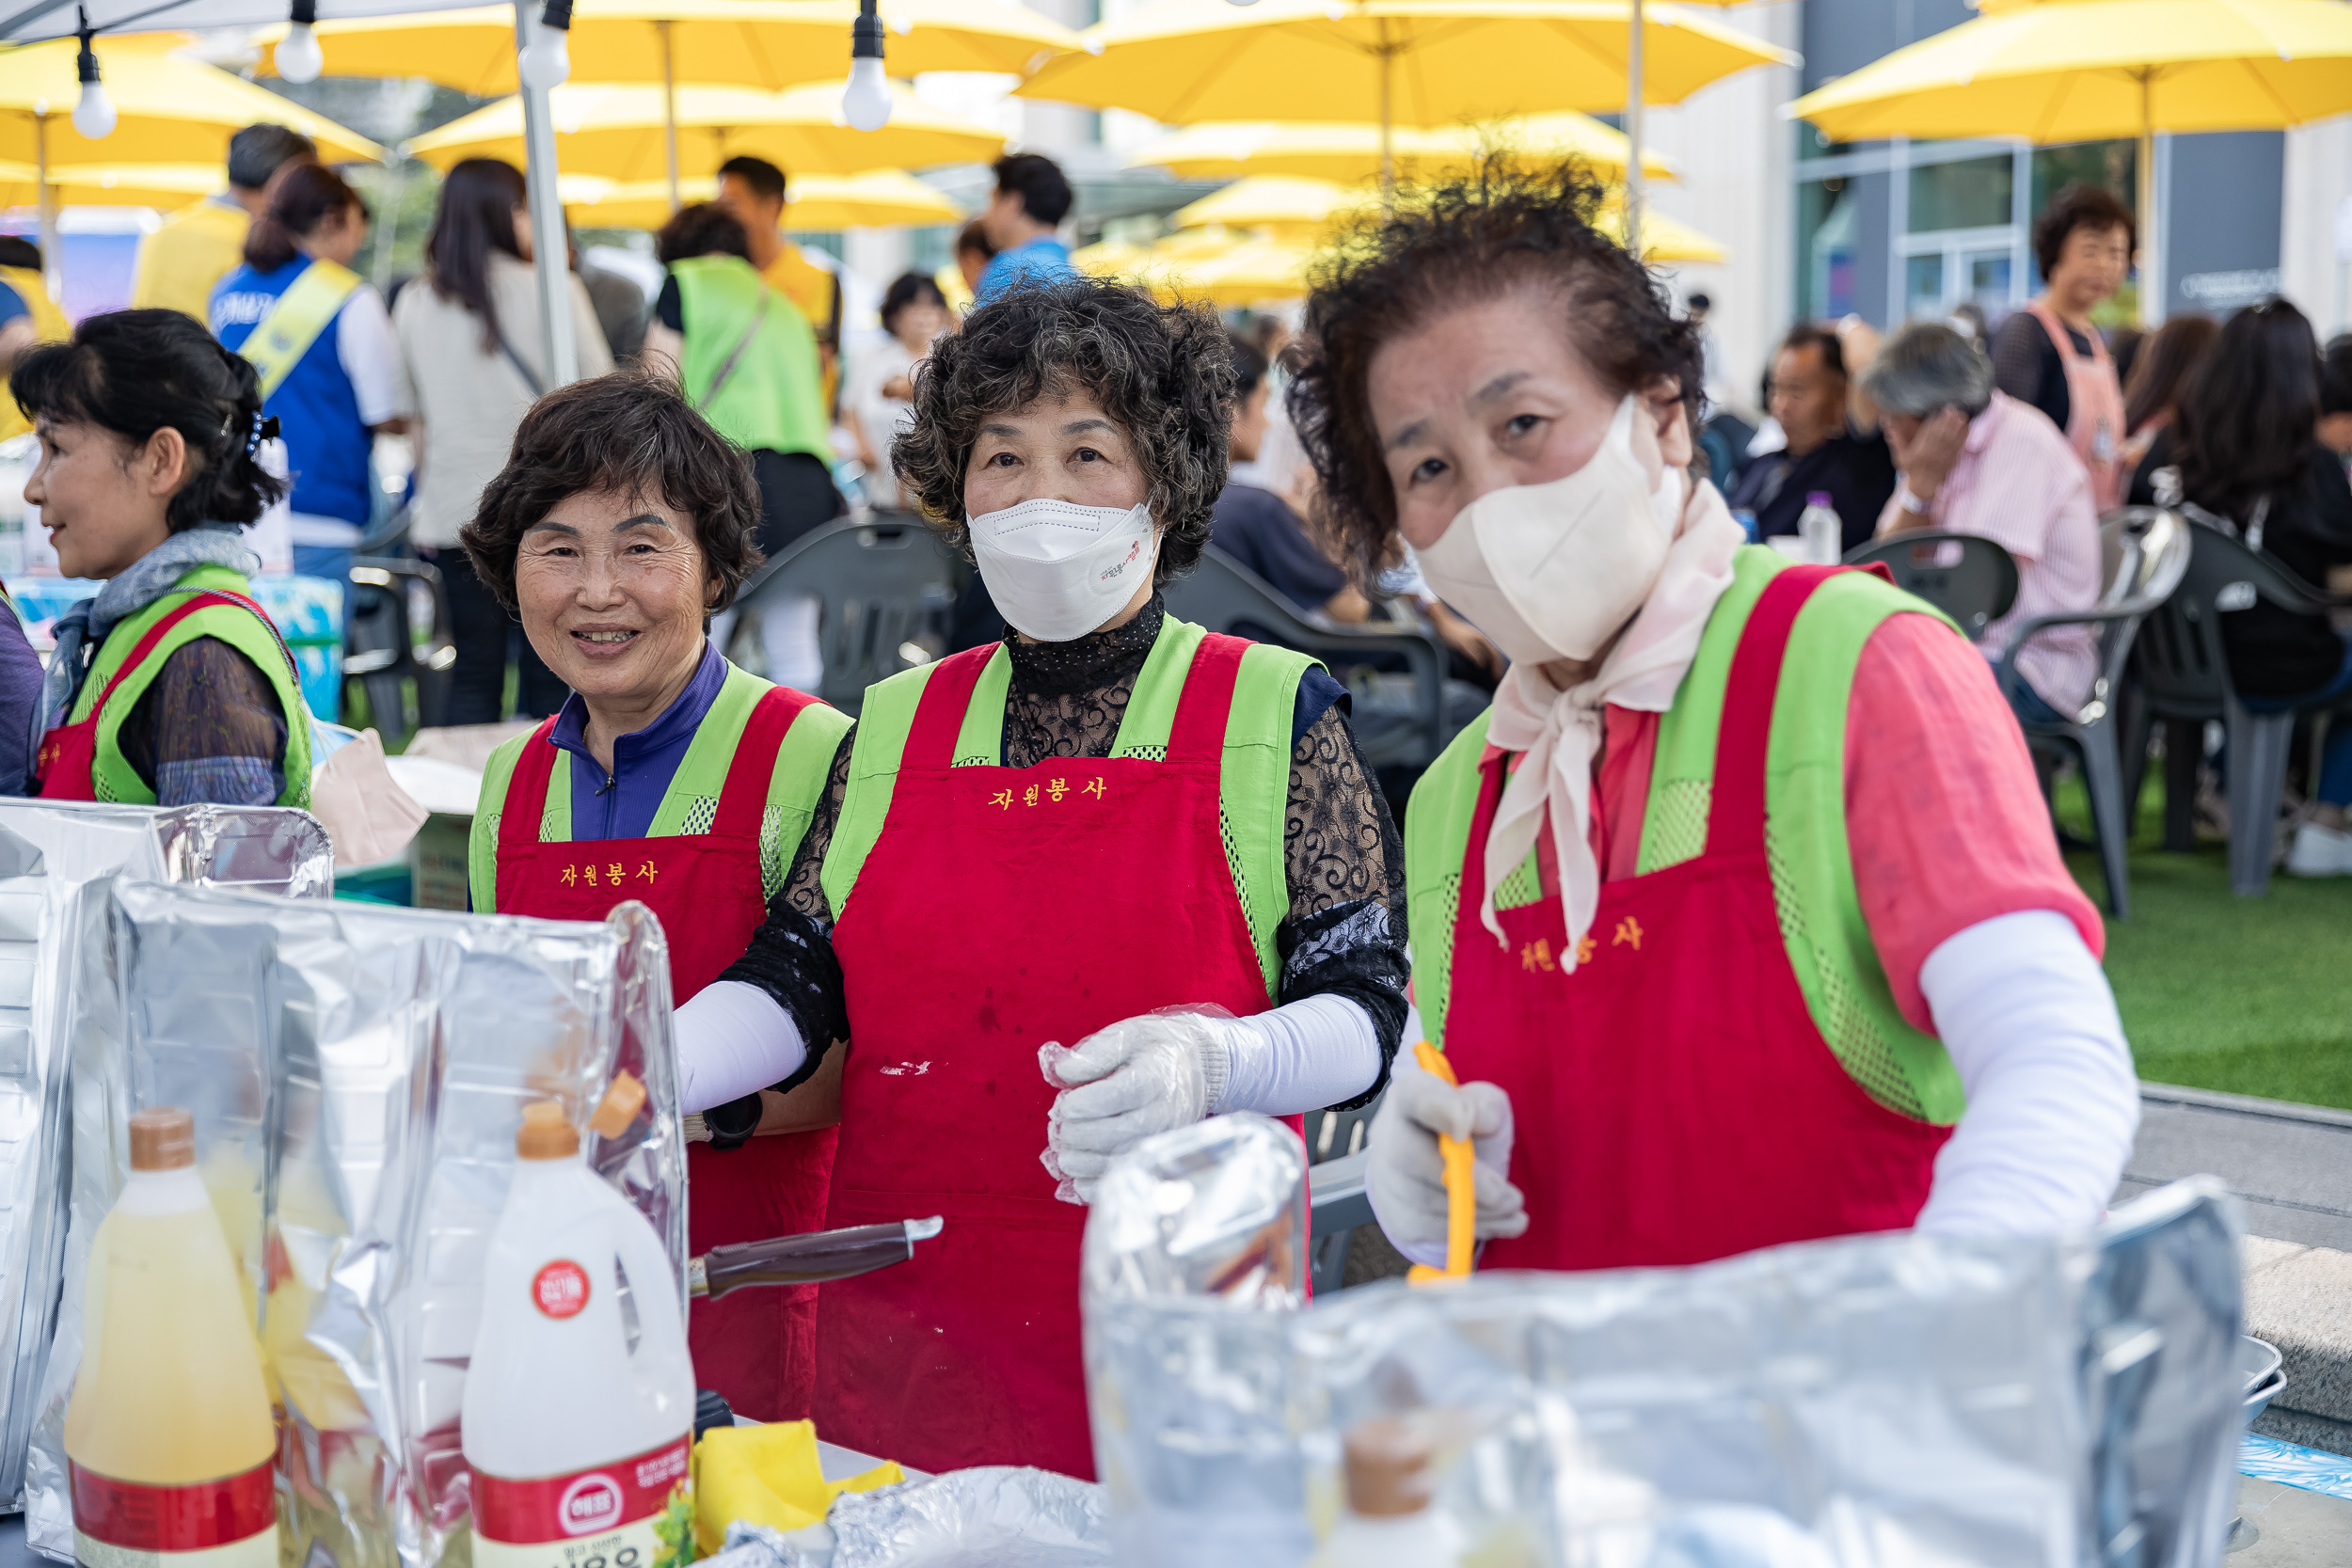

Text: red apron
xmin=2025 ymin=298 xmax=2128 ymax=510
xmin=818 ymin=635 xmax=1276 ymax=1480
xmin=37 ymin=588 xmax=289 ymax=800
xmin=496 ymin=683 xmax=836 ymax=1421
xmin=1443 ymin=565 xmax=1951 ymax=1271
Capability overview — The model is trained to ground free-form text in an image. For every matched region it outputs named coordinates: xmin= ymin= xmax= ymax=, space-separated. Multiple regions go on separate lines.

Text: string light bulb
xmin=277 ymin=0 xmax=324 ymax=84
xmin=518 ymin=0 xmax=574 ymax=90
xmin=841 ymin=0 xmax=890 ymax=132
xmin=71 ymin=12 xmax=113 ymax=139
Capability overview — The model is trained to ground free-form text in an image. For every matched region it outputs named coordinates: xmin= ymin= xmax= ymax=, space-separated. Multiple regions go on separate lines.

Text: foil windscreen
xmin=21 ymin=882 xmax=683 ymax=1568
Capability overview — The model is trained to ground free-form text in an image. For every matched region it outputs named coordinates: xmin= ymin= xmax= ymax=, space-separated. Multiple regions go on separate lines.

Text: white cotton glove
xmin=1364 ymin=1048 xmax=1528 ymax=1268
xmin=1038 ymin=1007 xmax=1239 ymax=1205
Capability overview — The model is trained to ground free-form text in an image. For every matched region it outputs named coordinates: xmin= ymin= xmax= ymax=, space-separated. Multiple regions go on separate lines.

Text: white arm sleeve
xmin=675 ymin=979 xmax=809 ymax=1113
xmin=1211 ymin=993 xmax=1384 ymax=1117
xmin=1912 ymin=910 xmax=2139 ymax=1239
xmin=336 ymin=285 xmax=402 ymax=427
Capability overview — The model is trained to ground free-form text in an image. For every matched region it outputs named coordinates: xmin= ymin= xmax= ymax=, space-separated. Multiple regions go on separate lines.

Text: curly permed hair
xmin=1287 ymin=162 xmax=1704 ymax=579
xmin=889 ymin=277 xmax=1236 ymax=584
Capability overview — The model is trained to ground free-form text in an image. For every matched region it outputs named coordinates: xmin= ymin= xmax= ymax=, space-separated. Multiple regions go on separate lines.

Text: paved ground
xmin=2233 ymin=1477 xmax=2352 ymax=1562
xmin=2121 ymin=1084 xmax=2352 ymax=1250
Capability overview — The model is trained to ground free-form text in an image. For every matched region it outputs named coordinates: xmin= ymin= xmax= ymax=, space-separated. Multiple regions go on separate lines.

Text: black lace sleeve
xmin=1276 ymin=704 xmax=1409 ymax=1111
xmin=716 ymin=724 xmax=853 ymax=1090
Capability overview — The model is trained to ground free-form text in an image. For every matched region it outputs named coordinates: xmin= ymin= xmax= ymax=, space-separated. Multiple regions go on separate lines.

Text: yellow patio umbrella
xmin=0 ymin=34 xmax=379 ymax=291
xmin=1788 ymin=0 xmax=2352 ymax=324
xmin=1128 ymin=113 xmax=1678 ymax=185
xmin=1073 ymin=236 xmax=1152 ymax=278
xmin=406 ymin=79 xmax=1005 ymax=182
xmin=0 ymin=159 xmax=215 ymax=208
xmin=1597 ymin=200 xmax=1724 ymax=262
xmin=261 ymin=0 xmax=1080 ymax=96
xmin=1017 ymin=0 xmax=1790 ymax=184
xmin=1163 ymin=234 xmax=1318 ymax=306
xmin=1172 ymin=176 xmax=1375 ymax=239
xmin=567 ymin=167 xmax=960 ymax=229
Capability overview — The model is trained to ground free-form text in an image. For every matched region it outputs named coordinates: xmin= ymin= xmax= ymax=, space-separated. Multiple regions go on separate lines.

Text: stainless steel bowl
xmin=2239 ymin=1334 xmax=2285 ymax=1422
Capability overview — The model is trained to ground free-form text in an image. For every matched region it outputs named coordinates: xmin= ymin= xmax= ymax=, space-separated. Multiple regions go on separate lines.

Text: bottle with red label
xmin=63 ymin=1107 xmax=280 ymax=1568
xmin=464 ymin=1100 xmax=696 ymax=1568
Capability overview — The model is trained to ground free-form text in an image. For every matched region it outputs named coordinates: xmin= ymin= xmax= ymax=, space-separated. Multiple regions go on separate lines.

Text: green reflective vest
xmin=672 ymin=255 xmax=831 ymax=462
xmin=469 ymin=659 xmax=852 ymax=912
xmin=823 ymin=619 xmax=1319 ymax=992
xmin=1406 ymin=546 xmax=1969 ymax=1124
xmin=72 ymin=562 xmax=312 ymax=809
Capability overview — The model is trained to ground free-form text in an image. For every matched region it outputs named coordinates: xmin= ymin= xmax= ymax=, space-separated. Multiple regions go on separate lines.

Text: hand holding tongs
xmin=1405 ymin=1041 xmax=1475 ymax=1286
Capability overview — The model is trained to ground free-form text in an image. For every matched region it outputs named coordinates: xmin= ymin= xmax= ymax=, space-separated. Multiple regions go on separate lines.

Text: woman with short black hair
xmin=464 ymin=366 xmax=850 ymax=1426
xmin=17 ymin=309 xmax=313 ymax=806
xmin=1991 ymin=181 xmax=2137 ymax=504
xmin=1289 ymin=164 xmax=2136 ymax=1282
xmin=677 ymin=276 xmax=1406 ymax=1476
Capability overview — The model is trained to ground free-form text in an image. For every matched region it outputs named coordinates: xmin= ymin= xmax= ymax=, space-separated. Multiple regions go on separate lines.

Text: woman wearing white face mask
xmin=1286 ymin=167 xmax=2139 ymax=1274
xmin=675 ymin=277 xmax=1406 ymax=1475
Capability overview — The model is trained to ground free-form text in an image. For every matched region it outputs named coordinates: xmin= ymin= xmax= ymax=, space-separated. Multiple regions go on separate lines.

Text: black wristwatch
xmin=703 ymin=1092 xmax=763 ymax=1150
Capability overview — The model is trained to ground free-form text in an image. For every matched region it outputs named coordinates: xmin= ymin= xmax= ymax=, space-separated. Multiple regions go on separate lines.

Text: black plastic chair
xmin=1842 ymin=531 xmax=2021 ymax=637
xmin=718 ymin=517 xmax=960 ymax=718
xmin=1162 ymin=547 xmax=1452 ymax=769
xmin=343 ymin=556 xmax=453 ymax=739
xmin=1994 ymin=508 xmax=2189 ymax=918
xmin=2128 ymin=516 xmax=2352 ymax=895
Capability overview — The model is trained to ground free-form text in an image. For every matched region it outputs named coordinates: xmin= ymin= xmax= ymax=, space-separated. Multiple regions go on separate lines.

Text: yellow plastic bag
xmin=692 ymin=1420 xmax=904 ymax=1554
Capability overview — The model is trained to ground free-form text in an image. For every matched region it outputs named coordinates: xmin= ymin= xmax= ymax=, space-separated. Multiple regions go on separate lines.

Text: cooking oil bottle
xmin=63 ymin=1107 xmax=279 ymax=1568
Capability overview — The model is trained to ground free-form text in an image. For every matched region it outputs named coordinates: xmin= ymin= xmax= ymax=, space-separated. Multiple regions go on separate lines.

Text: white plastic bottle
xmin=64 ymin=1108 xmax=279 ymax=1568
xmin=1310 ymin=1418 xmax=1461 ymax=1568
xmin=1798 ymin=491 xmax=1843 ymax=565
xmin=463 ymin=1102 xmax=697 ymax=1568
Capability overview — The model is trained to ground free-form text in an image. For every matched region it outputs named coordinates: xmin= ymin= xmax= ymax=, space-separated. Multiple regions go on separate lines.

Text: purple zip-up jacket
xmin=545 ymin=640 xmax=731 ymax=841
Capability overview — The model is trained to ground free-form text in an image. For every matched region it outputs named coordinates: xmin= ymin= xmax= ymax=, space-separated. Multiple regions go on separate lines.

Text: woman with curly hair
xmin=1288 ymin=166 xmax=2138 ymax=1275
xmin=675 ymin=277 xmax=1406 ymax=1475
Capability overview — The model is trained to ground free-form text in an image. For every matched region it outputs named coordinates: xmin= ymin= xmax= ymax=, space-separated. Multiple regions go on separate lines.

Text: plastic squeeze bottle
xmin=1798 ymin=491 xmax=1843 ymax=566
xmin=1310 ymin=1417 xmax=1462 ymax=1568
xmin=64 ymin=1108 xmax=280 ymax=1568
xmin=464 ymin=1101 xmax=696 ymax=1568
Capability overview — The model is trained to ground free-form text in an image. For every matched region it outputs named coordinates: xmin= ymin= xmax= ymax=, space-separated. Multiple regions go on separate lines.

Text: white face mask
xmin=1415 ymin=395 xmax=1685 ymax=668
xmin=968 ymin=498 xmax=1159 ymax=643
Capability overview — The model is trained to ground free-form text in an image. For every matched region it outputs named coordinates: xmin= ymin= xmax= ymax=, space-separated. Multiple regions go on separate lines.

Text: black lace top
xmin=717 ymin=595 xmax=1408 ymax=1112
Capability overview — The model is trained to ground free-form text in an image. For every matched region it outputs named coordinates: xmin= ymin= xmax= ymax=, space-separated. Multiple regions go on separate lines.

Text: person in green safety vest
xmin=461 ymin=366 xmax=850 ymax=1428
xmin=644 ymin=202 xmax=843 ymax=563
xmin=17 ymin=309 xmax=311 ymax=807
xmin=1282 ymin=162 xmax=2138 ymax=1277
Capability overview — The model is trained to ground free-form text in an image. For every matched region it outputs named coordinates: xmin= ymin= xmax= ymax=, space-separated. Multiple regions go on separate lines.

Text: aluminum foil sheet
xmin=21 ymin=884 xmax=683 ymax=1568
xmin=0 ymin=800 xmax=331 ymax=1511
xmin=1288 ymin=1177 xmax=2244 ymax=1568
xmin=822 ymin=1468 xmax=1107 ymax=1567
xmin=1082 ymin=1114 xmax=1311 ymax=1567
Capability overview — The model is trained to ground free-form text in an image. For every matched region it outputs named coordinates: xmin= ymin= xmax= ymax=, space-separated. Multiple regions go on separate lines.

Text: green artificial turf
xmin=2055 ymin=779 xmax=2352 ymax=1112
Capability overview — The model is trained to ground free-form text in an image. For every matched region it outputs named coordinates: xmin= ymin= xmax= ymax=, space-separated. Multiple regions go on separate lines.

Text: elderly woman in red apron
xmin=1280 ymin=165 xmax=2141 ymax=1275
xmin=461 ymin=371 xmax=850 ymax=1421
xmin=675 ymin=277 xmax=1408 ymax=1477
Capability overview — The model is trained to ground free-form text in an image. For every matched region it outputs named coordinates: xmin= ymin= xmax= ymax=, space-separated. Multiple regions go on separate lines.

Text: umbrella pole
xmin=1624 ymin=0 xmax=1644 ymax=260
xmin=514 ymin=0 xmax=580 ymax=388
xmin=2137 ymin=70 xmax=2158 ymax=328
xmin=1377 ymin=37 xmax=1393 ymax=200
xmin=660 ymin=19 xmax=680 ymax=215
xmin=34 ymin=112 xmax=57 ymax=304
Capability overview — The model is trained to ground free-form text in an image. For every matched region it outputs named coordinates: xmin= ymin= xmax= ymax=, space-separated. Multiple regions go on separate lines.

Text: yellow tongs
xmin=1405 ymin=1041 xmax=1475 ymax=1285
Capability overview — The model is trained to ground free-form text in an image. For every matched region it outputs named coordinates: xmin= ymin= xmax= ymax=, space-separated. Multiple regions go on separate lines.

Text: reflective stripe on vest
xmin=237 ymin=258 xmax=361 ymax=399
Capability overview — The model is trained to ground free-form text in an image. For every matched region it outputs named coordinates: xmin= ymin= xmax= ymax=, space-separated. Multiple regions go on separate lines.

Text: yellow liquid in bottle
xmin=63 ymin=1167 xmax=277 ymax=1485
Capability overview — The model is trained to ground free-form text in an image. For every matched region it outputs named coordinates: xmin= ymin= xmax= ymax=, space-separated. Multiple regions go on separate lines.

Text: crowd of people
xmin=3 ymin=119 xmax=2349 ymax=1479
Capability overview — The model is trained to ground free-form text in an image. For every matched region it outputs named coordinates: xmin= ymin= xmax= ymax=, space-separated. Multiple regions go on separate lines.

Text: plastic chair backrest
xmin=1840 ymin=531 xmax=2021 ymax=636
xmin=1163 ymin=546 xmax=1340 ymax=648
xmin=728 ymin=518 xmax=959 ymax=717
xmin=2131 ymin=515 xmax=2333 ymax=715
